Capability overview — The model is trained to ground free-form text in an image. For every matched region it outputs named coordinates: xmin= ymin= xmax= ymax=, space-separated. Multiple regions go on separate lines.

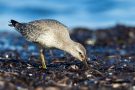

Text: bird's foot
xmin=42 ymin=64 xmax=47 ymax=69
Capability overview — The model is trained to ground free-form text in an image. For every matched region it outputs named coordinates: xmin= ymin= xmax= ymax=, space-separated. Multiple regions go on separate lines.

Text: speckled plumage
xmin=14 ymin=19 xmax=70 ymax=48
xmin=9 ymin=19 xmax=88 ymax=69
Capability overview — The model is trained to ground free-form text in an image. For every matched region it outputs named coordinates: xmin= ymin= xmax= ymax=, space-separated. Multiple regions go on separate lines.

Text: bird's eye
xmin=79 ymin=52 xmax=84 ymax=58
xmin=79 ymin=52 xmax=82 ymax=55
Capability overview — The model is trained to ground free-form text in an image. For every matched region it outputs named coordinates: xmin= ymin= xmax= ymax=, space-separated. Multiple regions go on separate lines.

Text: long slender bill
xmin=83 ymin=57 xmax=89 ymax=69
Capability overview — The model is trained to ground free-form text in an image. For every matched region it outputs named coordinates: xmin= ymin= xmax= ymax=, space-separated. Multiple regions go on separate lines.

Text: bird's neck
xmin=61 ymin=40 xmax=76 ymax=54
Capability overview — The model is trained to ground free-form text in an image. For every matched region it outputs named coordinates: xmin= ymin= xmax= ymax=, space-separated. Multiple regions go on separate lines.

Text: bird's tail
xmin=9 ymin=19 xmax=19 ymax=27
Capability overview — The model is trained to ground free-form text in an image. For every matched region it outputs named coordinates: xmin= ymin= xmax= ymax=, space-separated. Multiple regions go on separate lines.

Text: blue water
xmin=0 ymin=0 xmax=135 ymax=31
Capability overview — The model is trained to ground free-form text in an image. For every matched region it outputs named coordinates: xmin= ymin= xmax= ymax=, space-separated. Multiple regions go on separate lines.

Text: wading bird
xmin=9 ymin=19 xmax=88 ymax=69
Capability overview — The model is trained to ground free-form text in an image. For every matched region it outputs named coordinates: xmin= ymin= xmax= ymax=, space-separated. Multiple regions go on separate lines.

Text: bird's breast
xmin=36 ymin=32 xmax=64 ymax=48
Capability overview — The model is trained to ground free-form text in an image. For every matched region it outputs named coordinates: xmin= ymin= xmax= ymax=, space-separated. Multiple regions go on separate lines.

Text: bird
xmin=9 ymin=19 xmax=88 ymax=69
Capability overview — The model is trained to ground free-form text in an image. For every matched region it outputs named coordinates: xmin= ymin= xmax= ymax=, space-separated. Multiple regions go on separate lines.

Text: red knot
xmin=9 ymin=19 xmax=88 ymax=69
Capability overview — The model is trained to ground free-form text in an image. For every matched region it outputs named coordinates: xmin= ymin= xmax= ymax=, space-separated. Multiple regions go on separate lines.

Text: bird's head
xmin=68 ymin=42 xmax=87 ymax=62
xmin=67 ymin=42 xmax=88 ymax=68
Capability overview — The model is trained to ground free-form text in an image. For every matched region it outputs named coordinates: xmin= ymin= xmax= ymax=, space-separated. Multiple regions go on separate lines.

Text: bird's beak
xmin=82 ymin=56 xmax=89 ymax=69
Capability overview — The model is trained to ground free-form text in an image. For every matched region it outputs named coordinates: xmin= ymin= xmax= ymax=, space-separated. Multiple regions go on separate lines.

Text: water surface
xmin=0 ymin=0 xmax=135 ymax=31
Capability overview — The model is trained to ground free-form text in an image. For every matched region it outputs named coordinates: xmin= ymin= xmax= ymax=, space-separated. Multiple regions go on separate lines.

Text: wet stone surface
xmin=0 ymin=25 xmax=135 ymax=90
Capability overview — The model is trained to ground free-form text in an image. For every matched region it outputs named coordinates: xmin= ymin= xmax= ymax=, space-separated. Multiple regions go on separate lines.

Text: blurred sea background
xmin=0 ymin=0 xmax=135 ymax=31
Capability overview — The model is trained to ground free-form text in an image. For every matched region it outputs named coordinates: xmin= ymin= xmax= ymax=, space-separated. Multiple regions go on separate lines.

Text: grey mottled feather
xmin=10 ymin=19 xmax=87 ymax=62
xmin=14 ymin=19 xmax=70 ymax=43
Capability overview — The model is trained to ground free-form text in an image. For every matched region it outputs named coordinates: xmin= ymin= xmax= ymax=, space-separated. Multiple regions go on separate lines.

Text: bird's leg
xmin=39 ymin=48 xmax=47 ymax=69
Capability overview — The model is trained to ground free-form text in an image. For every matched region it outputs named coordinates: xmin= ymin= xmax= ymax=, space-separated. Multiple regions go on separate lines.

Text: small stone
xmin=45 ymin=87 xmax=60 ymax=90
xmin=70 ymin=65 xmax=79 ymax=70
xmin=29 ymin=73 xmax=33 ymax=76
xmin=80 ymin=86 xmax=88 ymax=90
xmin=5 ymin=54 xmax=9 ymax=58
xmin=35 ymin=87 xmax=44 ymax=90
xmin=0 ymin=81 xmax=4 ymax=86
xmin=132 ymin=86 xmax=135 ymax=90
xmin=87 ymin=74 xmax=92 ymax=78
xmin=86 ymin=39 xmax=96 ymax=45
xmin=68 ymin=65 xmax=79 ymax=72
xmin=112 ymin=83 xmax=121 ymax=88
xmin=17 ymin=87 xmax=28 ymax=90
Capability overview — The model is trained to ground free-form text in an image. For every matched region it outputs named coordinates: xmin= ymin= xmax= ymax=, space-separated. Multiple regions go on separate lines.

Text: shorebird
xmin=9 ymin=19 xmax=88 ymax=69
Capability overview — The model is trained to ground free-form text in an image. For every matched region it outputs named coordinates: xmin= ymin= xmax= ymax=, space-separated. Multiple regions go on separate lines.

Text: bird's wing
xmin=28 ymin=19 xmax=69 ymax=32
xmin=27 ymin=19 xmax=71 ymax=42
xmin=19 ymin=23 xmax=45 ymax=42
